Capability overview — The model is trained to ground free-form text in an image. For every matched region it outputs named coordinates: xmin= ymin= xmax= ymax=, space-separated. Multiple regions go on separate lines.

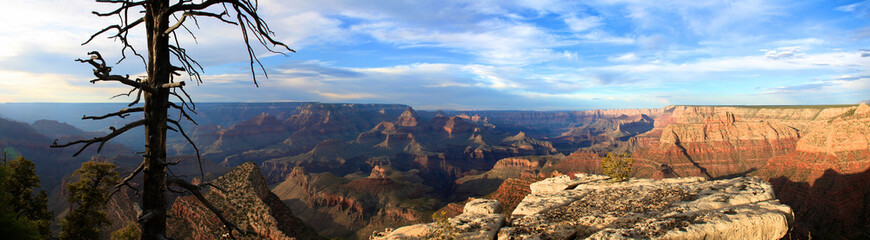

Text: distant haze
xmin=1 ymin=1 xmax=869 ymax=109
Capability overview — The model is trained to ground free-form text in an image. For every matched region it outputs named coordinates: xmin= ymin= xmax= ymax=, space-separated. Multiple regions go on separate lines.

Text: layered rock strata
xmin=168 ymin=162 xmax=321 ymax=240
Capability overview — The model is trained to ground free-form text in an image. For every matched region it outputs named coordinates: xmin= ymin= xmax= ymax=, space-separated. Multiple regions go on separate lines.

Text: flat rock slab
xmin=501 ymin=175 xmax=793 ymax=240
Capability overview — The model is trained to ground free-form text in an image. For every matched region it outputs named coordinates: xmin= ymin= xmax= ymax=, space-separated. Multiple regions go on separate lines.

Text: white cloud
xmin=594 ymin=0 xmax=783 ymax=36
xmin=0 ymin=70 xmax=128 ymax=102
xmin=565 ymin=15 xmax=603 ymax=32
xmin=314 ymin=91 xmax=376 ymax=100
xmin=0 ymin=1 xmax=138 ymax=60
xmin=577 ymin=31 xmax=635 ymax=45
xmin=764 ymin=47 xmax=804 ymax=60
xmin=594 ymin=51 xmax=869 ymax=74
xmin=354 ymin=20 xmax=576 ymax=65
xmin=608 ymin=52 xmax=639 ymax=62
xmin=836 ymin=0 xmax=870 ymax=13
xmin=772 ymin=38 xmax=825 ymax=46
xmin=276 ymin=12 xmax=353 ymax=48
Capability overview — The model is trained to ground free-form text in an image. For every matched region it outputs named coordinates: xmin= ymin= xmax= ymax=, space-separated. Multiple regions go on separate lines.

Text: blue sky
xmin=1 ymin=0 xmax=869 ymax=110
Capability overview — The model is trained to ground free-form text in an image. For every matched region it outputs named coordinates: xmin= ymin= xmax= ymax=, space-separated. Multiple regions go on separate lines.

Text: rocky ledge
xmin=375 ymin=174 xmax=793 ymax=240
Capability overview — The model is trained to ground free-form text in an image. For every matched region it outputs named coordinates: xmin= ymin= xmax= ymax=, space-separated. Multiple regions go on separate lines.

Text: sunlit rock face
xmin=378 ymin=174 xmax=792 ymax=240
xmin=625 ymin=105 xmax=870 ymax=237
xmin=167 ymin=162 xmax=322 ymax=240
xmin=371 ymin=198 xmax=506 ymax=240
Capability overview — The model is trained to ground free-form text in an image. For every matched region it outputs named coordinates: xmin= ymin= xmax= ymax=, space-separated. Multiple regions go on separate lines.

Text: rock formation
xmin=271 ymin=166 xmax=434 ymax=239
xmin=381 ymin=174 xmax=793 ymax=240
xmin=168 ymin=162 xmax=321 ymax=239
xmin=372 ymin=198 xmax=505 ymax=240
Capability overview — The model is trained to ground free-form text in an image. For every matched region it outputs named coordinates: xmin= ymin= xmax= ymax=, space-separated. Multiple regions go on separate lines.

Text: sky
xmin=1 ymin=0 xmax=869 ymax=110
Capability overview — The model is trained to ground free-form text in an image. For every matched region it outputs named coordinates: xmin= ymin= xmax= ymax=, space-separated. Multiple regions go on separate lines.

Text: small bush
xmin=601 ymin=153 xmax=633 ymax=182
xmin=426 ymin=211 xmax=458 ymax=240
xmin=110 ymin=221 xmax=140 ymax=240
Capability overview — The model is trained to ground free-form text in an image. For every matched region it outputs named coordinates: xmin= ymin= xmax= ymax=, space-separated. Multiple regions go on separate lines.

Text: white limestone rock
xmin=376 ymin=175 xmax=792 ymax=240
xmin=500 ymin=176 xmax=793 ymax=240
xmin=372 ymin=198 xmax=505 ymax=240
xmin=529 ymin=173 xmax=610 ymax=195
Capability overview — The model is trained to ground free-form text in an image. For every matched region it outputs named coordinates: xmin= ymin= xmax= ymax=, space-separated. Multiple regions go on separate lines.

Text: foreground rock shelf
xmin=374 ymin=174 xmax=793 ymax=240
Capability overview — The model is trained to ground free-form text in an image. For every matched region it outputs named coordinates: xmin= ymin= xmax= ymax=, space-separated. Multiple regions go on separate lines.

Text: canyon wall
xmin=627 ymin=104 xmax=870 ymax=238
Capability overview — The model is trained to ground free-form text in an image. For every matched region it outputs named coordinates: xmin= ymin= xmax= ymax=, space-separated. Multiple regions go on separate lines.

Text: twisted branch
xmin=106 ymin=160 xmax=145 ymax=202
xmin=76 ymin=51 xmax=154 ymax=93
xmin=167 ymin=178 xmax=257 ymax=239
xmin=51 ymin=119 xmax=146 ymax=156
xmin=167 ymin=119 xmax=203 ymax=181
xmin=82 ymin=107 xmax=144 ymax=120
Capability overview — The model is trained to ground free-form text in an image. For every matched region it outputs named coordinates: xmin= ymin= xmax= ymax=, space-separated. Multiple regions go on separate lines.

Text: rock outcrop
xmin=168 ymin=162 xmax=321 ymax=240
xmin=372 ymin=198 xmax=505 ymax=240
xmin=385 ymin=174 xmax=793 ymax=240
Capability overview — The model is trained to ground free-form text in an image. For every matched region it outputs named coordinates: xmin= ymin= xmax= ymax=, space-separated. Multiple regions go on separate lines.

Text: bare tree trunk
xmin=54 ymin=1 xmax=294 ymax=239
xmin=142 ymin=1 xmax=170 ymax=238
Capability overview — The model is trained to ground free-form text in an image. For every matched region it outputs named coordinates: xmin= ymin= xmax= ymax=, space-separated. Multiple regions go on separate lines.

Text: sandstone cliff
xmin=626 ymin=104 xmax=870 ymax=238
xmin=432 ymin=104 xmax=869 ymax=239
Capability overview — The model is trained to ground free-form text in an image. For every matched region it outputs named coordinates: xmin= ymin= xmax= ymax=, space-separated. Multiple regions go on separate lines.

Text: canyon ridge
xmin=0 ymin=102 xmax=867 ymax=239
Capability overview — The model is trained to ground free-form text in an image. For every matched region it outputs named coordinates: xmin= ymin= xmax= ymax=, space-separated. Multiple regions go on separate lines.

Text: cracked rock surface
xmin=500 ymin=174 xmax=793 ymax=240
xmin=373 ymin=174 xmax=792 ymax=240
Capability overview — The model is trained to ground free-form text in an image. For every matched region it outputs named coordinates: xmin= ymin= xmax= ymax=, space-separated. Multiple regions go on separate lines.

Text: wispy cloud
xmin=565 ymin=15 xmax=603 ymax=32
xmin=764 ymin=47 xmax=804 ymax=60
xmin=3 ymin=0 xmax=870 ymax=108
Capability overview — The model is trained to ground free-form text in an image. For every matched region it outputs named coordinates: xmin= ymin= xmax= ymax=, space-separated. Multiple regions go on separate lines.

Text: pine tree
xmin=0 ymin=162 xmax=40 ymax=240
xmin=111 ymin=221 xmax=141 ymax=240
xmin=59 ymin=161 xmax=121 ymax=240
xmin=1 ymin=156 xmax=53 ymax=239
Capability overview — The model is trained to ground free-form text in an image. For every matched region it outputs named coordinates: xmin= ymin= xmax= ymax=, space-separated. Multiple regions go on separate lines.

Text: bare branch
xmin=82 ymin=107 xmax=144 ymax=120
xmin=167 ymin=178 xmax=258 ymax=238
xmin=76 ymin=52 xmax=155 ymax=93
xmin=167 ymin=119 xmax=203 ymax=180
xmin=82 ymin=17 xmax=144 ymax=45
xmin=107 ymin=159 xmax=145 ymax=202
xmin=167 ymin=0 xmax=235 ymax=13
xmin=129 ymin=88 xmax=143 ymax=107
xmin=168 ymin=45 xmax=204 ymax=84
xmin=169 ymin=102 xmax=198 ymax=125
xmin=165 ymin=0 xmax=295 ymax=87
xmin=110 ymin=87 xmax=138 ymax=100
xmin=51 ymin=119 xmax=146 ymax=156
xmin=162 ymin=81 xmax=186 ymax=89
xmin=165 ymin=10 xmax=236 ymax=36
xmin=91 ymin=1 xmax=146 ymax=17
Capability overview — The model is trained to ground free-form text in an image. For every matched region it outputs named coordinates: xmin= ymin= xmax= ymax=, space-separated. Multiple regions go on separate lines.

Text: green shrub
xmin=426 ymin=211 xmax=458 ymax=240
xmin=111 ymin=221 xmax=140 ymax=240
xmin=601 ymin=153 xmax=633 ymax=182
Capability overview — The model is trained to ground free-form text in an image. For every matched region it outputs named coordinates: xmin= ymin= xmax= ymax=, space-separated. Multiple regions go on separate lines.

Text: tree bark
xmin=142 ymin=1 xmax=170 ymax=239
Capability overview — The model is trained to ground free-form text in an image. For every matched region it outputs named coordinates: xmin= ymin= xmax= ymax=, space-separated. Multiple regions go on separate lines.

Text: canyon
xmin=0 ymin=102 xmax=867 ymax=239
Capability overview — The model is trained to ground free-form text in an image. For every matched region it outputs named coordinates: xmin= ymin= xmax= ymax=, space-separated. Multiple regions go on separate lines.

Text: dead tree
xmin=50 ymin=0 xmax=293 ymax=239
